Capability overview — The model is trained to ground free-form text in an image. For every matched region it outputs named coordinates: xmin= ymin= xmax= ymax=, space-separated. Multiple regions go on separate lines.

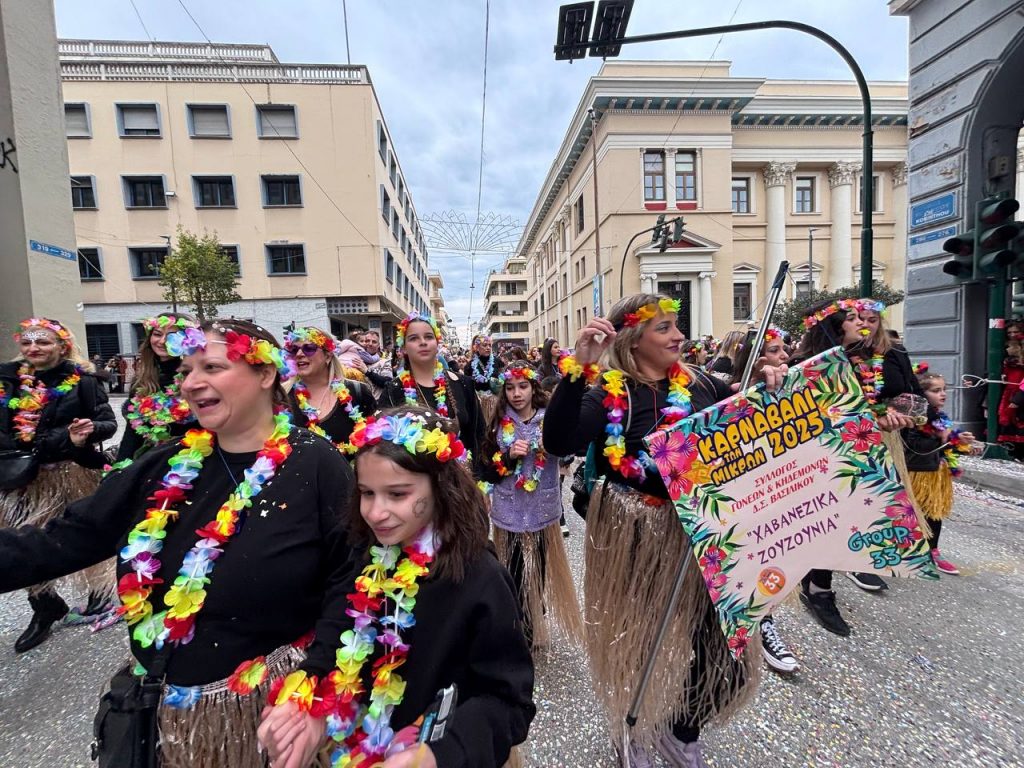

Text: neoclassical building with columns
xmin=518 ymin=61 xmax=908 ymax=347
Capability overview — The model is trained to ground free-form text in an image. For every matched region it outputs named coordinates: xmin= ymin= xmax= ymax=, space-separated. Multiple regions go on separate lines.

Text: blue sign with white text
xmin=29 ymin=240 xmax=76 ymax=262
xmin=910 ymin=193 xmax=957 ymax=230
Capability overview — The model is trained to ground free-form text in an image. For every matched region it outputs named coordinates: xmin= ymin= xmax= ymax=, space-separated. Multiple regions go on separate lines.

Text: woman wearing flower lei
xmin=381 ymin=313 xmax=485 ymax=473
xmin=285 ymin=326 xmax=376 ymax=455
xmin=116 ymin=313 xmax=197 ymax=462
xmin=258 ymin=405 xmax=535 ymax=768
xmin=903 ymin=368 xmax=980 ymax=577
xmin=542 ymin=294 xmax=787 ymax=766
xmin=480 ymin=364 xmax=582 ymax=650
xmin=0 ymin=319 xmax=357 ymax=766
xmin=0 ymin=317 xmax=117 ymax=653
xmin=791 ymin=298 xmax=916 ymax=638
xmin=464 ymin=334 xmax=504 ymax=392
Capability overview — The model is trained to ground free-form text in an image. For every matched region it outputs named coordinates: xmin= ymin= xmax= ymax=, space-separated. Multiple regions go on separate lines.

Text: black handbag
xmin=0 ymin=449 xmax=39 ymax=491
xmin=92 ymin=655 xmax=167 ymax=768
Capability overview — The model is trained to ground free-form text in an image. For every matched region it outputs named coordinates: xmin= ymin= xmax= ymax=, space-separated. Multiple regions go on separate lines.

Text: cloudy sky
xmin=54 ymin=0 xmax=909 ymax=339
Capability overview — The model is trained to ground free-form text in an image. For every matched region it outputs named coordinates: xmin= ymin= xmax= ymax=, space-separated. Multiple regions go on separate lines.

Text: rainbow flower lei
xmin=602 ymin=363 xmax=693 ymax=480
xmin=165 ymin=327 xmax=297 ymax=380
xmin=267 ymin=525 xmax=436 ymax=764
xmin=623 ymin=297 xmax=681 ymax=328
xmin=7 ymin=363 xmax=82 ymax=443
xmin=349 ymin=412 xmax=466 ymax=463
xmin=922 ymin=411 xmax=971 ymax=478
xmin=495 ymin=414 xmax=546 ymax=492
xmin=293 ymin=377 xmax=366 ymax=454
xmin=125 ymin=374 xmax=192 ymax=447
xmin=557 ymin=354 xmax=600 ymax=385
xmin=850 ymin=353 xmax=887 ymax=414
xmin=498 ymin=363 xmax=537 ymax=383
xmin=398 ymin=361 xmax=449 ymax=418
xmin=116 ymin=411 xmax=294 ymax=655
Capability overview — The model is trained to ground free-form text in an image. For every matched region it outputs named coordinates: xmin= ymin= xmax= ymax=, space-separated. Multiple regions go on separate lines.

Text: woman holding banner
xmin=793 ymin=299 xmax=915 ymax=636
xmin=544 ymin=294 xmax=784 ymax=768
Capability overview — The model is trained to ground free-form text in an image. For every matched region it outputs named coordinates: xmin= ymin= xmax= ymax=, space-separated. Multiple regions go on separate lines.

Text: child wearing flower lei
xmin=489 ymin=365 xmax=546 ymax=492
xmin=260 ymin=407 xmax=534 ymax=768
xmin=395 ymin=313 xmax=449 ymax=418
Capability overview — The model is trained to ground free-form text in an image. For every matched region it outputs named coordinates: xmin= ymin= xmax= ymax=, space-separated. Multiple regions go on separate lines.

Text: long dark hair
xmin=349 ymin=406 xmax=489 ymax=583
xmin=793 ymin=299 xmax=853 ymax=361
xmin=538 ymin=338 xmax=559 ymax=379
xmin=133 ymin=312 xmax=196 ymax=396
xmin=481 ymin=374 xmax=548 ymax=462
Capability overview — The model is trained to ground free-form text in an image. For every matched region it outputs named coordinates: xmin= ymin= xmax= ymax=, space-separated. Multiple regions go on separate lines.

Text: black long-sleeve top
xmin=334 ymin=547 xmax=535 ymax=768
xmin=287 ymin=378 xmax=377 ymax=448
xmin=380 ymin=371 xmax=485 ymax=474
xmin=0 ymin=429 xmax=356 ymax=686
xmin=464 ymin=355 xmax=504 ymax=392
xmin=543 ymin=368 xmax=733 ymax=498
xmin=0 ymin=360 xmax=116 ymax=467
xmin=846 ymin=343 xmax=923 ymax=400
xmin=903 ymin=404 xmax=944 ymax=472
xmin=116 ymin=357 xmax=193 ymax=462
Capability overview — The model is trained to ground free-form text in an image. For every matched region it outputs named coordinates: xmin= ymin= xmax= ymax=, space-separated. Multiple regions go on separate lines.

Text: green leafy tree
xmin=773 ymin=282 xmax=906 ymax=338
xmin=158 ymin=227 xmax=241 ymax=322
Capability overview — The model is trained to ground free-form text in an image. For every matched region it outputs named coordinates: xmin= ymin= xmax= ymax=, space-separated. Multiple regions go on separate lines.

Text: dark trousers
xmin=928 ymin=518 xmax=943 ymax=550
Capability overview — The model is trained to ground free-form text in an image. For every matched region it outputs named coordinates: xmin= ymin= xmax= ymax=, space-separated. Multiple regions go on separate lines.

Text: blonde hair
xmin=712 ymin=330 xmax=746 ymax=366
xmin=859 ymin=302 xmax=893 ymax=356
xmin=604 ymin=293 xmax=697 ymax=385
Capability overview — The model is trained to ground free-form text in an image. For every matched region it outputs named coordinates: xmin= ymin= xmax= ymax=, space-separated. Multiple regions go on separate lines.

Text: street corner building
xmin=59 ymin=39 xmax=447 ymax=357
xmin=516 ymin=60 xmax=909 ymax=347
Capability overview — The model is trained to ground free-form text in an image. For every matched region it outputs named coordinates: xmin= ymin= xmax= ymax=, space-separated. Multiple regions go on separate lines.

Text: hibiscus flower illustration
xmin=648 ymin=430 xmax=698 ymax=474
xmin=840 ymin=418 xmax=881 ymax=452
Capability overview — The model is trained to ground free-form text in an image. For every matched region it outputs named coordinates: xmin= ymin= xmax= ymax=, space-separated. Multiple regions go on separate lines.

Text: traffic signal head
xmin=672 ymin=217 xmax=685 ymax=243
xmin=976 ymin=196 xmax=1021 ymax=276
xmin=941 ymin=229 xmax=975 ymax=281
xmin=650 ymin=214 xmax=666 ymax=245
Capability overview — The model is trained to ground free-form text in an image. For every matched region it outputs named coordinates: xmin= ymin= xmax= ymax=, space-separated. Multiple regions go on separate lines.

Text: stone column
xmin=698 ymin=271 xmax=716 ymax=337
xmin=889 ymin=163 xmax=908 ymax=329
xmin=763 ymin=162 xmax=796 ymax=290
xmin=828 ymin=161 xmax=860 ymax=289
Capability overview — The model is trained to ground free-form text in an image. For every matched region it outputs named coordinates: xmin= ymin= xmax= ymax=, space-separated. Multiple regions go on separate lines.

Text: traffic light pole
xmin=556 ymin=19 xmax=875 ymax=297
xmin=986 ymin=277 xmax=1007 ymax=453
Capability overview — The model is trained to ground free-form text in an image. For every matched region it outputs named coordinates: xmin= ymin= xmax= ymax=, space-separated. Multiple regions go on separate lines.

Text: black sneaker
xmin=760 ymin=617 xmax=799 ymax=673
xmin=799 ymin=585 xmax=851 ymax=637
xmin=846 ymin=572 xmax=889 ymax=592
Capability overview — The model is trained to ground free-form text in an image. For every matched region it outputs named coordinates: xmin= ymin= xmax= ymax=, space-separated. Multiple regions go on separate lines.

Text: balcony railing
xmin=59 ymin=39 xmax=277 ymax=62
xmin=61 ymin=60 xmax=370 ymax=84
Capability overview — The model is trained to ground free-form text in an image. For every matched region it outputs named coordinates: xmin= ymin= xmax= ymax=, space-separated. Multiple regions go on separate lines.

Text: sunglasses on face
xmin=286 ymin=343 xmax=321 ymax=357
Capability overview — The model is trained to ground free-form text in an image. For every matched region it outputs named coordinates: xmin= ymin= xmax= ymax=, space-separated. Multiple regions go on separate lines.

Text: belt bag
xmin=0 ymin=449 xmax=39 ymax=491
xmin=92 ymin=663 xmax=163 ymax=768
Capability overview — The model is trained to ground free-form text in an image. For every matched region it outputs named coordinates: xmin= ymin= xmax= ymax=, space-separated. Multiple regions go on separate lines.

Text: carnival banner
xmin=645 ymin=348 xmax=939 ymax=657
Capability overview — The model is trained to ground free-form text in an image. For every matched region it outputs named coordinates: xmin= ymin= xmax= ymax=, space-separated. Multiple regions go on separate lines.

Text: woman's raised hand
xmin=574 ymin=317 xmax=617 ymax=367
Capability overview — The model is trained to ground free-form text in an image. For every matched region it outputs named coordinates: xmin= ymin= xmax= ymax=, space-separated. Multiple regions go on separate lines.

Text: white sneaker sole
xmin=762 ymin=649 xmax=800 ymax=673
xmin=845 ymin=572 xmax=886 ymax=591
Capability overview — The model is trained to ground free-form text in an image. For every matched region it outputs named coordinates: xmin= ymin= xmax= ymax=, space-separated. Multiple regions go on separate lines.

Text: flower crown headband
xmin=165 ymin=326 xmax=297 ymax=380
xmin=802 ymin=299 xmax=887 ymax=330
xmin=763 ymin=327 xmax=784 ymax=345
xmin=620 ymin=297 xmax=681 ymax=329
xmin=349 ymin=412 xmax=466 ymax=464
xmin=283 ymin=327 xmax=336 ymax=354
xmin=395 ymin=313 xmax=441 ymax=350
xmin=498 ymin=364 xmax=538 ymax=383
xmin=15 ymin=317 xmax=72 ymax=345
xmin=142 ymin=315 xmax=196 ymax=334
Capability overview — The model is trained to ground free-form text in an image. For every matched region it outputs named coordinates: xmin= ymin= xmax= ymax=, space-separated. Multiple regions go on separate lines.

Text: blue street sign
xmin=908 ymin=226 xmax=957 ymax=247
xmin=592 ymin=275 xmax=603 ymax=317
xmin=29 ymin=239 xmax=76 ymax=261
xmin=910 ymin=193 xmax=957 ymax=230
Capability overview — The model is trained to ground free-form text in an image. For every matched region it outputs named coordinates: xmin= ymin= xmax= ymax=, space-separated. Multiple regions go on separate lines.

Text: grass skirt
xmin=0 ymin=461 xmax=113 ymax=598
xmin=882 ymin=430 xmax=932 ymax=538
xmin=583 ymin=480 xmax=761 ymax=753
xmin=492 ymin=522 xmax=584 ymax=650
xmin=909 ymin=464 xmax=953 ymax=521
xmin=478 ymin=392 xmax=498 ymax=423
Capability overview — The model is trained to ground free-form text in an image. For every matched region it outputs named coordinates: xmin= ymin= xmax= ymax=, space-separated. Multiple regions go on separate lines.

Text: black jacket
xmin=288 ymin=378 xmax=377 ymax=449
xmin=464 ymin=355 xmax=504 ymax=392
xmin=0 ymin=360 xmax=116 ymax=466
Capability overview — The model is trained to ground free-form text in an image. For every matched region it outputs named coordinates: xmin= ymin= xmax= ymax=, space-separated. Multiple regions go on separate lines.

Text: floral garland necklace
xmin=470 ymin=353 xmax=495 ymax=384
xmin=493 ymin=413 xmax=546 ymax=492
xmin=603 ymin=363 xmax=693 ymax=480
xmin=399 ymin=361 xmax=449 ymax=417
xmin=310 ymin=525 xmax=437 ymax=765
xmin=293 ymin=377 xmax=366 ymax=454
xmin=7 ymin=363 xmax=83 ymax=443
xmin=851 ymin=354 xmax=886 ymax=410
xmin=921 ymin=411 xmax=970 ymax=478
xmin=117 ymin=411 xmax=293 ymax=651
xmin=125 ymin=374 xmax=192 ymax=446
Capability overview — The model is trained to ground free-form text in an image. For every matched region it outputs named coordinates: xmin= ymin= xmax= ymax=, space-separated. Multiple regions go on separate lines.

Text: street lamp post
xmin=555 ymin=2 xmax=876 ymax=298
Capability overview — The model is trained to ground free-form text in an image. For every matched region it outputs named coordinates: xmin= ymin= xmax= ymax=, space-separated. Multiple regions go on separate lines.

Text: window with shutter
xmin=189 ymin=105 xmax=230 ymax=137
xmin=71 ymin=176 xmax=97 ymax=209
xmin=257 ymin=105 xmax=298 ymax=138
xmin=65 ymin=104 xmax=91 ymax=138
xmin=118 ymin=104 xmax=160 ymax=137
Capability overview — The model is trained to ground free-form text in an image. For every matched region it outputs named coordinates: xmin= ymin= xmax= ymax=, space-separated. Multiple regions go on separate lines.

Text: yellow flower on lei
xmin=602 ymin=369 xmax=627 ymax=397
xmin=271 ymin=670 xmax=316 ymax=708
xmin=165 ymin=587 xmax=206 ymax=618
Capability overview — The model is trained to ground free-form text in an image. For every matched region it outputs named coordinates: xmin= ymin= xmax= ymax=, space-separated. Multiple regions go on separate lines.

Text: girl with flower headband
xmin=381 ymin=313 xmax=485 ymax=473
xmin=284 ymin=326 xmax=376 ymax=455
xmin=116 ymin=313 xmax=197 ymax=462
xmin=480 ymin=364 xmax=582 ymax=650
xmin=903 ymin=368 xmax=980 ymax=576
xmin=0 ymin=317 xmax=117 ymax=653
xmin=790 ymin=298 xmax=917 ymax=637
xmin=258 ymin=405 xmax=535 ymax=768
xmin=543 ymin=294 xmax=786 ymax=766
xmin=0 ymin=318 xmax=358 ymax=766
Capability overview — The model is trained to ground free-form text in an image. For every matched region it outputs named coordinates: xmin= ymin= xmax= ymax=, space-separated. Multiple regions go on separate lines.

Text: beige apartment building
xmin=482 ymin=255 xmax=530 ymax=350
xmin=59 ymin=39 xmax=439 ymax=357
xmin=519 ymin=61 xmax=909 ymax=347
